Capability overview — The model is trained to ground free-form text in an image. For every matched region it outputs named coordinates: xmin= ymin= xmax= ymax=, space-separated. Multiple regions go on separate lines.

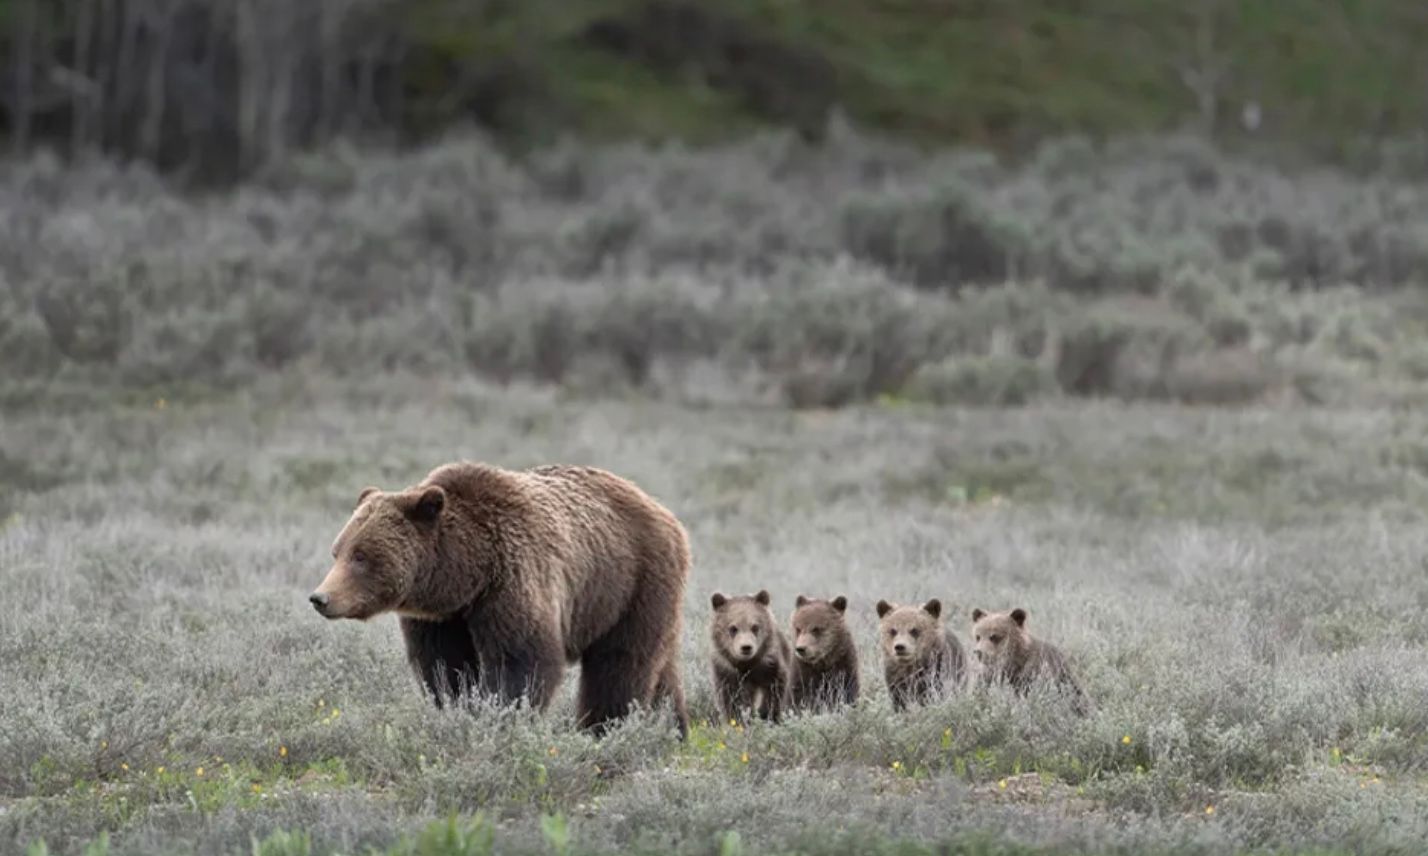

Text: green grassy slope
xmin=397 ymin=0 xmax=1428 ymax=152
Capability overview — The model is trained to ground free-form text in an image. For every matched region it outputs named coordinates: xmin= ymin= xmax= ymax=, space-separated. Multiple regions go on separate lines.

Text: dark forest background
xmin=5 ymin=0 xmax=1428 ymax=181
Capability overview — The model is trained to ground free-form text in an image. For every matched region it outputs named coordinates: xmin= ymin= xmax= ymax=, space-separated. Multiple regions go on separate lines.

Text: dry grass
xmin=4 ymin=375 xmax=1428 ymax=854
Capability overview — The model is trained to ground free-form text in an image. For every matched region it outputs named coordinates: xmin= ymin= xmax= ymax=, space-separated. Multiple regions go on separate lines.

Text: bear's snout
xmin=794 ymin=645 xmax=808 ymax=657
xmin=892 ymin=641 xmax=909 ymax=656
xmin=309 ymin=591 xmax=332 ymax=616
xmin=739 ymin=643 xmax=755 ymax=656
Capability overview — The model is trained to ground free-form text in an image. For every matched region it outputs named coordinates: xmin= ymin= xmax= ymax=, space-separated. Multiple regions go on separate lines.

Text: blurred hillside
xmin=6 ymin=129 xmax=1428 ymax=410
xmin=3 ymin=0 xmax=1428 ymax=178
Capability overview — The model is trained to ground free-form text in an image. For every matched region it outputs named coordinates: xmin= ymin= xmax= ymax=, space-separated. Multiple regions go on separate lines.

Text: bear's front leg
xmin=400 ymin=616 xmax=481 ymax=708
xmin=474 ymin=632 xmax=566 ymax=711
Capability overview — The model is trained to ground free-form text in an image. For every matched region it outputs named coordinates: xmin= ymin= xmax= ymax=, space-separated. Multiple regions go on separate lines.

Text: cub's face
xmin=711 ymin=591 xmax=775 ymax=665
xmin=876 ymin=599 xmax=943 ymax=664
xmin=970 ymin=608 xmax=1028 ymax=672
xmin=309 ymin=485 xmax=446 ymax=621
xmin=791 ymin=595 xmax=848 ymax=664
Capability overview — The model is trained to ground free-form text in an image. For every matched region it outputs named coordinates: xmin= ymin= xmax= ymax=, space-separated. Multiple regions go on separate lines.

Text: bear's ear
xmin=831 ymin=595 xmax=848 ymax=613
xmin=795 ymin=594 xmax=809 ymax=608
xmin=357 ymin=486 xmax=380 ymax=506
xmin=1010 ymin=608 xmax=1027 ymax=627
xmin=400 ymin=485 xmax=446 ymax=523
xmin=754 ymin=589 xmax=771 ymax=606
xmin=922 ymin=598 xmax=942 ymax=619
xmin=971 ymin=608 xmax=986 ymax=623
xmin=711 ymin=593 xmax=727 ymax=610
xmin=876 ymin=600 xmax=893 ymax=618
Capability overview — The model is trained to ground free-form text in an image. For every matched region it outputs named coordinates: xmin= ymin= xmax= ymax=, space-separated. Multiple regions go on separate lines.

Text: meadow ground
xmin=4 ymin=374 xmax=1428 ymax=855
xmin=5 ymin=131 xmax=1428 ymax=854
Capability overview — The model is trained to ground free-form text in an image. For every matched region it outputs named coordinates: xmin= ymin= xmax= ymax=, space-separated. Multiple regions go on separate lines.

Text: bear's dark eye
xmin=990 ymin=634 xmax=1003 ymax=644
xmin=750 ymin=624 xmax=760 ymax=635
xmin=728 ymin=626 xmax=738 ymax=637
xmin=811 ymin=627 xmax=823 ymax=637
xmin=352 ymin=549 xmax=368 ymax=565
xmin=909 ymin=628 xmax=921 ymax=639
xmin=888 ymin=628 xmax=897 ymax=637
xmin=975 ymin=634 xmax=982 ymax=642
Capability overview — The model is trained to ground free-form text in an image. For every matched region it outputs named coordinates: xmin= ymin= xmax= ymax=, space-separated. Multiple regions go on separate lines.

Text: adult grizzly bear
xmin=970 ymin=607 xmax=1090 ymax=716
xmin=308 ymin=461 xmax=691 ymax=737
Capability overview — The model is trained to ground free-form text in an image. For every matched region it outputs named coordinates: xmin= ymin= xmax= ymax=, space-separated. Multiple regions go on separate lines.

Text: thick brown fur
xmin=709 ymin=590 xmax=793 ymax=724
xmin=970 ymin=607 xmax=1090 ymax=716
xmin=789 ymin=595 xmax=859 ymax=713
xmin=876 ymin=599 xmax=965 ymax=710
xmin=309 ymin=461 xmax=691 ymax=738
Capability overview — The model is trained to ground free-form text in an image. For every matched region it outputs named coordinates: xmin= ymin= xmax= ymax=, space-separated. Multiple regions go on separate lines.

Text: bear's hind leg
xmin=577 ymin=643 xmax=660 ymax=736
xmin=653 ymin=655 xmax=689 ymax=739
xmin=400 ymin=617 xmax=480 ymax=708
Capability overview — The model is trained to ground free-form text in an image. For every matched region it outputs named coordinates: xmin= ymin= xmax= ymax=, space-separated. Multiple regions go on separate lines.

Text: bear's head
xmin=710 ymin=590 xmax=776 ymax=666
xmin=875 ymin=599 xmax=944 ymax=665
xmin=309 ymin=484 xmax=447 ymax=621
xmin=790 ymin=595 xmax=850 ymax=665
xmin=970 ymin=607 xmax=1031 ymax=678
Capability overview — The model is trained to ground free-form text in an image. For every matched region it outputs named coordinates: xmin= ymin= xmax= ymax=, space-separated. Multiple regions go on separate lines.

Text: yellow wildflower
xmin=279 ymin=746 xmax=288 ymax=758
xmin=1121 ymin=735 xmax=1132 ymax=745
xmin=196 ymin=767 xmax=205 ymax=777
xmin=740 ymin=752 xmax=749 ymax=764
xmin=1205 ymin=805 xmax=1215 ymax=816
xmin=121 ymin=763 xmax=129 ymax=772
xmin=548 ymin=746 xmax=558 ymax=757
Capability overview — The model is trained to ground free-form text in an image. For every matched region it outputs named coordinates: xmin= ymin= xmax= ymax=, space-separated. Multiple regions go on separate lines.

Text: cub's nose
xmin=739 ymin=644 xmax=754 ymax=656
xmin=973 ymin=649 xmax=984 ymax=661
xmin=795 ymin=645 xmax=808 ymax=656
xmin=893 ymin=642 xmax=908 ymax=655
xmin=309 ymin=592 xmax=330 ymax=611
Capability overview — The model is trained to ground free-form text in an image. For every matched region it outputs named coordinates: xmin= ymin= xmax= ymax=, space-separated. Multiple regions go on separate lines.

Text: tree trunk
xmin=12 ymin=0 xmax=37 ymax=155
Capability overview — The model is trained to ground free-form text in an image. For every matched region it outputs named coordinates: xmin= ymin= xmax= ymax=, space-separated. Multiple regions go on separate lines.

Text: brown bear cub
xmin=876 ymin=599 xmax=965 ymax=710
xmin=309 ymin=461 xmax=691 ymax=738
xmin=970 ymin=608 xmax=1090 ymax=715
xmin=789 ymin=595 xmax=860 ymax=713
xmin=709 ymin=590 xmax=793 ymax=724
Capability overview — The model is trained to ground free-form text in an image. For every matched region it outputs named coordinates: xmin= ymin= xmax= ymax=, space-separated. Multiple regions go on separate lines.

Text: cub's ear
xmin=754 ymin=589 xmax=771 ymax=606
xmin=1010 ymin=608 xmax=1028 ymax=627
xmin=795 ymin=594 xmax=809 ymax=608
xmin=711 ymin=593 xmax=728 ymax=609
xmin=922 ymin=598 xmax=942 ymax=619
xmin=400 ymin=485 xmax=446 ymax=523
xmin=971 ymin=608 xmax=986 ymax=623
xmin=876 ymin=600 xmax=893 ymax=619
xmin=357 ymin=486 xmax=381 ymax=506
xmin=831 ymin=595 xmax=848 ymax=613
